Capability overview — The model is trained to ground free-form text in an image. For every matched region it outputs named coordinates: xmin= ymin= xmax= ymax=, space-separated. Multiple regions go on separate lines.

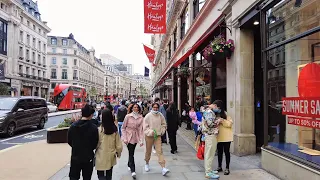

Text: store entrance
xmin=241 ymin=13 xmax=264 ymax=152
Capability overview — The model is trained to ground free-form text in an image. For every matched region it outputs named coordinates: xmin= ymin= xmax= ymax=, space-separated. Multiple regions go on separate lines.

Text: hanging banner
xmin=0 ymin=64 xmax=4 ymax=80
xmin=144 ymin=67 xmax=150 ymax=77
xmin=143 ymin=45 xmax=155 ymax=63
xmin=144 ymin=0 xmax=166 ymax=34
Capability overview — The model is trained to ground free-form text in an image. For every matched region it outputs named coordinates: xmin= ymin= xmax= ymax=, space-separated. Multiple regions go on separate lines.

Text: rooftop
xmin=19 ymin=0 xmax=41 ymax=21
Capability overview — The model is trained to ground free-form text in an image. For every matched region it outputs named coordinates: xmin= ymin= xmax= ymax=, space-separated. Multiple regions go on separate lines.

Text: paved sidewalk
xmin=0 ymin=140 xmax=71 ymax=180
xmin=50 ymin=134 xmax=279 ymax=180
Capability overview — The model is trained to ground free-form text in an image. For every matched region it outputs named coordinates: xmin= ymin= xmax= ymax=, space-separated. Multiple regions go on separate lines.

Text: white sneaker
xmin=131 ymin=172 xmax=136 ymax=179
xmin=145 ymin=164 xmax=150 ymax=172
xmin=152 ymin=149 xmax=156 ymax=154
xmin=162 ymin=167 xmax=170 ymax=176
xmin=128 ymin=167 xmax=131 ymax=171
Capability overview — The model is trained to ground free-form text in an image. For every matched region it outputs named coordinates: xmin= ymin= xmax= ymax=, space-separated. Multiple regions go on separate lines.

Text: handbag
xmin=194 ymin=134 xmax=201 ymax=150
xmin=197 ymin=141 xmax=205 ymax=160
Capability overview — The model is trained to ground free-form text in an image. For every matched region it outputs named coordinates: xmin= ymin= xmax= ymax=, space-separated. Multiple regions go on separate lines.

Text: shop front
xmin=260 ymin=0 xmax=320 ymax=179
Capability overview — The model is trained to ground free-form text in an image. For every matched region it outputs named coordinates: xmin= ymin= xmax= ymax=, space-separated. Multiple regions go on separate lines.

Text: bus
xmin=53 ymin=84 xmax=87 ymax=110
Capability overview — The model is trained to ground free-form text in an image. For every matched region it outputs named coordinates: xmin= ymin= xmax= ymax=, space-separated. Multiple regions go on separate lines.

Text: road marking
xmin=0 ymin=125 xmax=57 ymax=143
xmin=1 ymin=142 xmax=23 ymax=145
xmin=0 ymin=144 xmax=22 ymax=154
xmin=23 ymin=134 xmax=44 ymax=139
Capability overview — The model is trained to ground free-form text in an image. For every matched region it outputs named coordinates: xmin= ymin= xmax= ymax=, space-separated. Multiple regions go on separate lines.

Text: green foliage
xmin=56 ymin=117 xmax=73 ymax=129
xmin=0 ymin=83 xmax=9 ymax=95
xmin=89 ymin=87 xmax=97 ymax=96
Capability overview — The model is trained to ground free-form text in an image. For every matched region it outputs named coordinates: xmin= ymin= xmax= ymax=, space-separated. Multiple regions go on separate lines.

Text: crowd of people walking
xmin=67 ymin=97 xmax=233 ymax=180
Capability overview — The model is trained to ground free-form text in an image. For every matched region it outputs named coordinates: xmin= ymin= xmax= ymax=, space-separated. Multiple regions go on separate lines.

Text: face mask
xmin=213 ymin=109 xmax=221 ymax=113
xmin=151 ymin=110 xmax=159 ymax=114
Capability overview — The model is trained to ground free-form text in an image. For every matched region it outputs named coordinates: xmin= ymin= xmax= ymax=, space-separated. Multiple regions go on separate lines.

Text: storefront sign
xmin=144 ymin=0 xmax=166 ymax=34
xmin=287 ymin=116 xmax=320 ymax=130
xmin=282 ymin=97 xmax=320 ymax=118
xmin=143 ymin=45 xmax=155 ymax=63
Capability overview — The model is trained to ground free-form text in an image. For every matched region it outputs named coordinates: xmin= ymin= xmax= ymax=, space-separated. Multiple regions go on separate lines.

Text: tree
xmin=0 ymin=83 xmax=9 ymax=95
xmin=89 ymin=87 xmax=97 ymax=98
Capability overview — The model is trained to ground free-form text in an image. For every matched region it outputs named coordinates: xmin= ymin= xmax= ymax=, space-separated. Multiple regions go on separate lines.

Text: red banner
xmin=143 ymin=45 xmax=155 ymax=63
xmin=282 ymin=97 xmax=320 ymax=118
xmin=287 ymin=116 xmax=320 ymax=129
xmin=144 ymin=0 xmax=166 ymax=34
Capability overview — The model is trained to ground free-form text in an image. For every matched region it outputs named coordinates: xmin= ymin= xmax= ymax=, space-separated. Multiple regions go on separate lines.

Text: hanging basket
xmin=202 ymin=35 xmax=235 ymax=61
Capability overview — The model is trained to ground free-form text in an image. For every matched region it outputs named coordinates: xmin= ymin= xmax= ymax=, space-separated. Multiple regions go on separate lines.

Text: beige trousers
xmin=204 ymin=135 xmax=218 ymax=174
xmin=145 ymin=136 xmax=166 ymax=167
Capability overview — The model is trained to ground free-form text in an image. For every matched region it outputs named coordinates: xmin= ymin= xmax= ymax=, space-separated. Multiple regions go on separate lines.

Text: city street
xmin=0 ymin=112 xmax=76 ymax=151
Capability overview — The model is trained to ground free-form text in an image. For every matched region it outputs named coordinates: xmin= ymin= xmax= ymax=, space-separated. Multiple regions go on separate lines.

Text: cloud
xmin=37 ymin=0 xmax=152 ymax=74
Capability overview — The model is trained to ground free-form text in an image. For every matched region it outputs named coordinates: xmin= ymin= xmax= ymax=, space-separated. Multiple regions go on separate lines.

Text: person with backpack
xmin=116 ymin=100 xmax=128 ymax=137
xmin=68 ymin=105 xmax=99 ymax=180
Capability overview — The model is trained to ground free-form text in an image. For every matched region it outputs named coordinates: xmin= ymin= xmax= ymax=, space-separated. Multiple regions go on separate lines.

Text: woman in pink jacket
xmin=189 ymin=107 xmax=201 ymax=138
xmin=121 ymin=103 xmax=144 ymax=179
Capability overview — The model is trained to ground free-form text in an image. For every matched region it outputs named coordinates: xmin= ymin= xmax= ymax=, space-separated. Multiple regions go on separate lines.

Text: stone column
xmin=188 ymin=55 xmax=194 ymax=106
xmin=177 ymin=65 xmax=181 ymax=113
xmin=38 ymin=87 xmax=41 ymax=98
xmin=230 ymin=27 xmax=256 ymax=156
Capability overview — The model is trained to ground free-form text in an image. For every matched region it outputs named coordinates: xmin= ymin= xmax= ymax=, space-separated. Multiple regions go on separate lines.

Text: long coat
xmin=95 ymin=129 xmax=123 ymax=171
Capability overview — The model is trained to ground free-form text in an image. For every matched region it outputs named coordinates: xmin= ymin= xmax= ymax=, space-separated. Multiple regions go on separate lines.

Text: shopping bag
xmin=197 ymin=142 xmax=205 ymax=160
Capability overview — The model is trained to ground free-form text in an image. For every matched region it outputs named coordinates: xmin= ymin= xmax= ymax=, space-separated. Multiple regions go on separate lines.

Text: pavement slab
xmin=0 ymin=140 xmax=71 ymax=180
xmin=50 ymin=133 xmax=280 ymax=180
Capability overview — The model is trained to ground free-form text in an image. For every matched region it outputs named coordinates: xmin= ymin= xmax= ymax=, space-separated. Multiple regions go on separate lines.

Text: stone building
xmin=47 ymin=34 xmax=104 ymax=100
xmin=151 ymin=0 xmax=320 ymax=179
xmin=0 ymin=0 xmax=50 ymax=98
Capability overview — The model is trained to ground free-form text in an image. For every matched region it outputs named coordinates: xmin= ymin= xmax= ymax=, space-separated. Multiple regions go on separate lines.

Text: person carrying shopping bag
xmin=121 ymin=103 xmax=144 ymax=179
xmin=95 ymin=109 xmax=123 ymax=180
xmin=143 ymin=103 xmax=170 ymax=176
xmin=201 ymin=105 xmax=222 ymax=179
xmin=212 ymin=100 xmax=233 ymax=175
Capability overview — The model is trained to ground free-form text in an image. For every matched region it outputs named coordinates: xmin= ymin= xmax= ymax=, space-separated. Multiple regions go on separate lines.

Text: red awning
xmin=172 ymin=14 xmax=224 ymax=67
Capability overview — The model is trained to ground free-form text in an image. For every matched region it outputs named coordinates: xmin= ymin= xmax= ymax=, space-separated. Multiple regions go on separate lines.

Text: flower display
xmin=202 ymin=35 xmax=235 ymax=60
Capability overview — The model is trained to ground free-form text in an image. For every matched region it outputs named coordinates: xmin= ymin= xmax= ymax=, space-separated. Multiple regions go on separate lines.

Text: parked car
xmin=0 ymin=96 xmax=48 ymax=137
xmin=47 ymin=102 xmax=57 ymax=112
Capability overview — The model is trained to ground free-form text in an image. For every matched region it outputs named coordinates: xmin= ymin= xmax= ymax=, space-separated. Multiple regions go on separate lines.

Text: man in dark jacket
xmin=116 ymin=100 xmax=127 ymax=137
xmin=68 ymin=104 xmax=99 ymax=180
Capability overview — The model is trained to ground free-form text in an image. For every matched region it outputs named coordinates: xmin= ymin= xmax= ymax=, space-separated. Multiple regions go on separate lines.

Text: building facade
xmin=151 ymin=0 xmax=320 ymax=179
xmin=132 ymin=74 xmax=151 ymax=98
xmin=104 ymin=64 xmax=116 ymax=97
xmin=0 ymin=0 xmax=50 ymax=98
xmin=47 ymin=34 xmax=104 ymax=100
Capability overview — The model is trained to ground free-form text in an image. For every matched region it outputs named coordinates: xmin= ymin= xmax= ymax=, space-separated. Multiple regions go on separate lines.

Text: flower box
xmin=47 ymin=127 xmax=69 ymax=143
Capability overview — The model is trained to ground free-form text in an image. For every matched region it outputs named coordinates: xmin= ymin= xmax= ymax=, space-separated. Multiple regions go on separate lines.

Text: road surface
xmin=0 ymin=113 xmax=72 ymax=151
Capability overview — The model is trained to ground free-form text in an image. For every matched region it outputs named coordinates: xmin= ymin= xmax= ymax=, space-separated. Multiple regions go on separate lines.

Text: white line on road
xmin=1 ymin=142 xmax=23 ymax=145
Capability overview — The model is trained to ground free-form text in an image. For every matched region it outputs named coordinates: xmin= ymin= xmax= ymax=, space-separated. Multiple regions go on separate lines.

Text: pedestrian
xmin=116 ymin=100 xmax=128 ymax=137
xmin=68 ymin=104 xmax=99 ymax=180
xmin=189 ymin=107 xmax=201 ymax=139
xmin=95 ymin=109 xmax=123 ymax=180
xmin=114 ymin=101 xmax=120 ymax=115
xmin=213 ymin=100 xmax=233 ymax=175
xmin=184 ymin=102 xmax=192 ymax=130
xmin=143 ymin=103 xmax=170 ymax=176
xmin=201 ymin=105 xmax=222 ymax=179
xmin=166 ymin=102 xmax=180 ymax=154
xmin=121 ymin=103 xmax=144 ymax=179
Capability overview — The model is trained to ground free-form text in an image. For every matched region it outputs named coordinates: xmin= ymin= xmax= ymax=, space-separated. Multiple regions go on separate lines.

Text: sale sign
xmin=287 ymin=116 xmax=320 ymax=129
xmin=143 ymin=45 xmax=155 ymax=63
xmin=282 ymin=97 xmax=320 ymax=118
xmin=144 ymin=0 xmax=166 ymax=34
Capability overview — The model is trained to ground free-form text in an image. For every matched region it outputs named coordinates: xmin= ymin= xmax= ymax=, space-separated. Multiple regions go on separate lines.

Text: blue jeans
xmin=118 ymin=122 xmax=123 ymax=137
xmin=193 ymin=124 xmax=198 ymax=137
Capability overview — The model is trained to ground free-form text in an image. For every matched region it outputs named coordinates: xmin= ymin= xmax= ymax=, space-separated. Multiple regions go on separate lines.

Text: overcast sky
xmin=37 ymin=0 xmax=152 ymax=75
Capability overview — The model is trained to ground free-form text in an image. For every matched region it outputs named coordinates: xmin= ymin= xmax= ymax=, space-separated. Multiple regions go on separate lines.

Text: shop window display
xmin=266 ymin=0 xmax=320 ymax=166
